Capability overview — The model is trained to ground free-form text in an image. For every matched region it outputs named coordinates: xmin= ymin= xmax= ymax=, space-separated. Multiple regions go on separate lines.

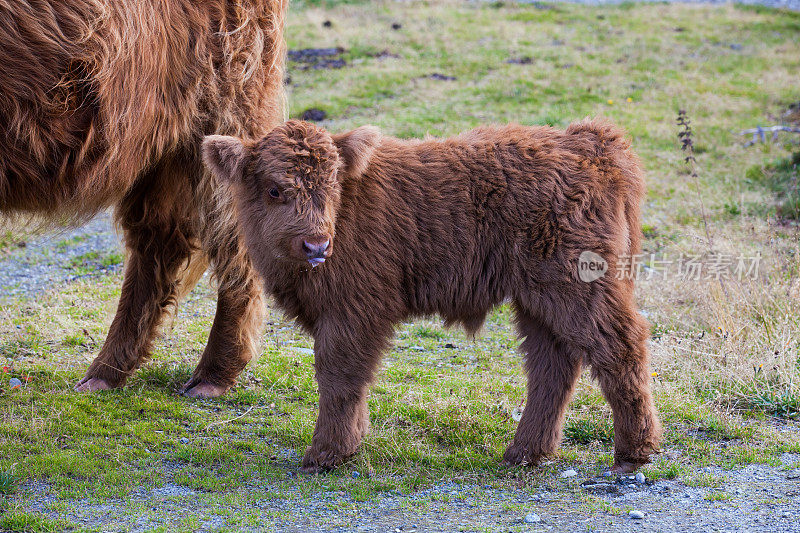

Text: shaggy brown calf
xmin=203 ymin=119 xmax=662 ymax=472
xmin=0 ymin=0 xmax=287 ymax=397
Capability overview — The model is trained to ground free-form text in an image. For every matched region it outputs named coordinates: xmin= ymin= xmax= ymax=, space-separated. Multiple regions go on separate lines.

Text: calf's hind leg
xmin=589 ymin=299 xmax=661 ymax=472
xmin=503 ymin=305 xmax=584 ymax=465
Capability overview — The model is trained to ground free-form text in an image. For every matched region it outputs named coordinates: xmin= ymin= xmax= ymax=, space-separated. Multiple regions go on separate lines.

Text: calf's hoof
xmin=300 ymin=445 xmax=354 ymax=474
xmin=74 ymin=377 xmax=113 ymax=393
xmin=502 ymin=441 xmax=546 ymax=466
xmin=181 ymin=378 xmax=230 ymax=399
xmin=611 ymin=457 xmax=650 ymax=474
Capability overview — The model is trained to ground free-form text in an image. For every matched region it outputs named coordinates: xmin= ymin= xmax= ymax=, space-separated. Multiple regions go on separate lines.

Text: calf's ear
xmin=202 ymin=135 xmax=247 ymax=184
xmin=332 ymin=126 xmax=381 ymax=178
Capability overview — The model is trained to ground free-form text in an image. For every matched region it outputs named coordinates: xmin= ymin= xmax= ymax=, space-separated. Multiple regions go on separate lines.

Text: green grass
xmin=0 ymin=231 xmax=18 ymax=253
xmin=67 ymin=251 xmax=123 ymax=274
xmin=747 ymin=151 xmax=800 ymax=219
xmin=1 ymin=1 xmax=800 ymax=530
xmin=0 ymin=512 xmax=73 ymax=533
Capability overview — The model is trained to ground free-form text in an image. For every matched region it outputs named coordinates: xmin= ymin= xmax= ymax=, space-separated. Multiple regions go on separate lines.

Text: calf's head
xmin=202 ymin=120 xmax=380 ymax=268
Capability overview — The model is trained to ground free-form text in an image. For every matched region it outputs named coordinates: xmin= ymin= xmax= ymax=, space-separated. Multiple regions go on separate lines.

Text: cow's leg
xmin=180 ymin=178 xmax=266 ymax=398
xmin=76 ymin=157 xmax=198 ymax=391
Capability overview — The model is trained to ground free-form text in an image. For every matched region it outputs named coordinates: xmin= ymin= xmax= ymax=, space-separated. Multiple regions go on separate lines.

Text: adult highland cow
xmin=202 ymin=119 xmax=662 ymax=472
xmin=0 ymin=0 xmax=288 ymax=397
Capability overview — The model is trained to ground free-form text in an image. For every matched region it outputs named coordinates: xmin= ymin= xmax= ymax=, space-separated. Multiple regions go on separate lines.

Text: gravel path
xmin=0 ymin=213 xmax=123 ymax=301
xmin=19 ymin=453 xmax=800 ymax=532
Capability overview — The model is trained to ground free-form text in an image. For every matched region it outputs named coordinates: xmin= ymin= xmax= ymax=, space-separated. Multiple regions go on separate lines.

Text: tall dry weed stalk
xmin=677 ymin=109 xmax=713 ymax=250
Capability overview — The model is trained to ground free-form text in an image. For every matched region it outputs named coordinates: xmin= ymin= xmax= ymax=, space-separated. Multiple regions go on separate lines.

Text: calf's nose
xmin=302 ymin=239 xmax=330 ymax=259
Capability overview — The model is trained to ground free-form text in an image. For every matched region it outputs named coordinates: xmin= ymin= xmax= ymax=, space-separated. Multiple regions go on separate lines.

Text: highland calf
xmin=203 ymin=119 xmax=662 ymax=473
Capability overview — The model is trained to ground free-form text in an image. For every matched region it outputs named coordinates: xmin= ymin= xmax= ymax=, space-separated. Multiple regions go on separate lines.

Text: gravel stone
xmin=629 ymin=510 xmax=645 ymax=519
xmin=524 ymin=512 xmax=541 ymax=523
xmin=561 ymin=469 xmax=578 ymax=478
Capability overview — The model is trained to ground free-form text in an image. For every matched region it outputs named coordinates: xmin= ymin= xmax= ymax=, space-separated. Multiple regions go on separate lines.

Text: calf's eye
xmin=268 ymin=187 xmax=281 ymax=199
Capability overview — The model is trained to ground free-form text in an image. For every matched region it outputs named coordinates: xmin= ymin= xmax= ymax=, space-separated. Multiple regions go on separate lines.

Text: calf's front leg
xmin=301 ymin=323 xmax=388 ymax=473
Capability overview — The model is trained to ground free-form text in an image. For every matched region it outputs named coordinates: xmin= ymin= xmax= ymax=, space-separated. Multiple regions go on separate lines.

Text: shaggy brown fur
xmin=203 ymin=119 xmax=662 ymax=472
xmin=0 ymin=0 xmax=288 ymax=397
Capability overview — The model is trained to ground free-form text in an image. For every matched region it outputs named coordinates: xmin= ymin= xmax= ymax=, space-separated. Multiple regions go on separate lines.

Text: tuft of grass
xmin=66 ymin=250 xmax=123 ymax=275
xmin=413 ymin=325 xmax=445 ymax=340
xmin=0 ymin=470 xmax=17 ymax=495
xmin=747 ymin=152 xmax=800 ymax=219
xmin=704 ymin=490 xmax=732 ymax=501
xmin=0 ymin=230 xmax=19 ymax=252
xmin=747 ymin=388 xmax=800 ymax=419
xmin=100 ymin=251 xmax=124 ymax=268
xmin=54 ymin=235 xmax=88 ymax=252
xmin=563 ymin=418 xmax=614 ymax=444
xmin=643 ymin=460 xmax=687 ymax=481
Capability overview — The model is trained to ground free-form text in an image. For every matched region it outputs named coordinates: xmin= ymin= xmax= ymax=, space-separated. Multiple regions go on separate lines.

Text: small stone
xmin=427 ymin=73 xmax=456 ymax=81
xmin=629 ymin=510 xmax=645 ymax=519
xmin=524 ymin=512 xmax=541 ymax=523
xmin=180 ymin=437 xmax=189 ymax=444
xmin=560 ymin=469 xmax=577 ymax=478
xmin=352 ymin=471 xmax=360 ymax=478
xmin=580 ymin=481 xmax=619 ymax=495
xmin=391 ymin=22 xmax=402 ymax=30
xmin=635 ymin=472 xmax=646 ymax=484
xmin=322 ymin=20 xmax=332 ymax=28
xmin=8 ymin=378 xmax=22 ymax=389
xmin=409 ymin=345 xmax=425 ymax=351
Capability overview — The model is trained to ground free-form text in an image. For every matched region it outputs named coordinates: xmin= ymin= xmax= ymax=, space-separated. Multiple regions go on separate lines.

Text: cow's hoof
xmin=75 ymin=377 xmax=113 ymax=393
xmin=181 ymin=379 xmax=230 ymax=398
